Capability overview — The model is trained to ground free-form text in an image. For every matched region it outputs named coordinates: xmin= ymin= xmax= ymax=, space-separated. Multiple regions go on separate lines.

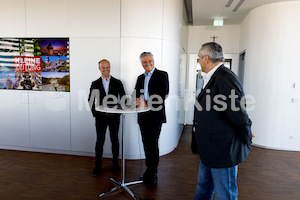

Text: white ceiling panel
xmin=191 ymin=0 xmax=300 ymax=25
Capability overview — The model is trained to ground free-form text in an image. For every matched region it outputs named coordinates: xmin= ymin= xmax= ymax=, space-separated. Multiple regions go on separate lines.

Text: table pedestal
xmin=99 ymin=114 xmax=143 ymax=200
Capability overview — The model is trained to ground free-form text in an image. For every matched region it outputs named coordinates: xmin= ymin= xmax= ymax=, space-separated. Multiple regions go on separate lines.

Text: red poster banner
xmin=14 ymin=56 xmax=42 ymax=72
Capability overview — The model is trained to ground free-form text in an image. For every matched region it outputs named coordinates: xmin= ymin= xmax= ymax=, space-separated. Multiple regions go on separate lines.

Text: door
xmin=185 ymin=54 xmax=199 ymax=125
xmin=238 ymin=51 xmax=246 ymax=86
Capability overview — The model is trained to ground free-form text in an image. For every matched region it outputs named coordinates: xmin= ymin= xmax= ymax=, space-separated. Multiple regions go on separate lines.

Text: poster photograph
xmin=42 ymin=72 xmax=70 ymax=92
xmin=40 ymin=39 xmax=68 ymax=56
xmin=0 ymin=38 xmax=69 ymax=92
xmin=41 ymin=56 xmax=69 ymax=72
xmin=0 ymin=71 xmax=15 ymax=89
xmin=15 ymin=71 xmax=42 ymax=90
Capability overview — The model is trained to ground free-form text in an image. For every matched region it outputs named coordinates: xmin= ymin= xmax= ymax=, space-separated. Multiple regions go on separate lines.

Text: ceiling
xmin=186 ymin=0 xmax=300 ymax=25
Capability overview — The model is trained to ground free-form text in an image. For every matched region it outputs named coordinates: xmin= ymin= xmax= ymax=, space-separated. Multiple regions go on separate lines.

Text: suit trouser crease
xmin=139 ymin=123 xmax=162 ymax=174
xmin=95 ymin=115 xmax=120 ymax=167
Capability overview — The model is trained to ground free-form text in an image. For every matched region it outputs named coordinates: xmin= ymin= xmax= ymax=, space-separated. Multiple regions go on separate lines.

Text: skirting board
xmin=0 ymin=144 xmax=178 ymax=160
xmin=252 ymin=143 xmax=300 ymax=152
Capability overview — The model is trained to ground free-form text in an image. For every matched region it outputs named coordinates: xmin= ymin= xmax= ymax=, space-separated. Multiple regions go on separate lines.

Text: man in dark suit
xmin=193 ymin=42 xmax=253 ymax=200
xmin=134 ymin=52 xmax=169 ymax=184
xmin=88 ymin=59 xmax=126 ymax=176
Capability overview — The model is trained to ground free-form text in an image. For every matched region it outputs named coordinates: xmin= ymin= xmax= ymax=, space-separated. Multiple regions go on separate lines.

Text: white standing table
xmin=95 ymin=105 xmax=150 ymax=200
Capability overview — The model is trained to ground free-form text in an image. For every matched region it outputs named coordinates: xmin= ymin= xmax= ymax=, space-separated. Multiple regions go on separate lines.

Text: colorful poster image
xmin=14 ymin=56 xmax=42 ymax=72
xmin=40 ymin=39 xmax=68 ymax=56
xmin=41 ymin=56 xmax=69 ymax=72
xmin=0 ymin=38 xmax=69 ymax=92
xmin=0 ymin=71 xmax=15 ymax=89
xmin=14 ymin=71 xmax=42 ymax=90
xmin=0 ymin=38 xmax=40 ymax=71
xmin=42 ymin=72 xmax=70 ymax=92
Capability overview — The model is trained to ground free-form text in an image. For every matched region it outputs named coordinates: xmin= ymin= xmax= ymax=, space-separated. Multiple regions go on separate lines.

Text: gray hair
xmin=139 ymin=52 xmax=154 ymax=62
xmin=199 ymin=42 xmax=224 ymax=63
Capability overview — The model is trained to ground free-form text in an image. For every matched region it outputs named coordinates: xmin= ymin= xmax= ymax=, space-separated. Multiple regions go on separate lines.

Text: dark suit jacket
xmin=88 ymin=76 xmax=126 ymax=117
xmin=134 ymin=68 xmax=169 ymax=125
xmin=194 ymin=65 xmax=252 ymax=168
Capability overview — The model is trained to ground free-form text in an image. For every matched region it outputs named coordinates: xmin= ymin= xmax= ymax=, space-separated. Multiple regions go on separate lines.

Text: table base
xmin=99 ymin=178 xmax=143 ymax=200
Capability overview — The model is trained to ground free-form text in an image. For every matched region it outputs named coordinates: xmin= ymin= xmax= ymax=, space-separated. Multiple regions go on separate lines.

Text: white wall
xmin=188 ymin=25 xmax=240 ymax=54
xmin=120 ymin=0 xmax=186 ymax=158
xmin=240 ymin=1 xmax=300 ymax=151
xmin=70 ymin=37 xmax=121 ymax=155
xmin=0 ymin=91 xmax=30 ymax=147
xmin=0 ymin=0 xmax=187 ymax=158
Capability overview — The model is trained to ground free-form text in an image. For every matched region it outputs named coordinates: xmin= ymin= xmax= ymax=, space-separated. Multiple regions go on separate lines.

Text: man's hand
xmin=135 ymin=98 xmax=147 ymax=107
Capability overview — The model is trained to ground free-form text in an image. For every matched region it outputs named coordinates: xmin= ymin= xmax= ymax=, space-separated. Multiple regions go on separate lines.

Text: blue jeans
xmin=194 ymin=161 xmax=238 ymax=200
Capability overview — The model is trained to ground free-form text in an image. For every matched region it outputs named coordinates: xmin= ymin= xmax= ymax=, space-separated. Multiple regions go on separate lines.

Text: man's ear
xmin=204 ymin=55 xmax=210 ymax=63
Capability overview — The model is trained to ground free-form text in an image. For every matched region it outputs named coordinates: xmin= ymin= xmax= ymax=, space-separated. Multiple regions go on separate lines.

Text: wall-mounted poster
xmin=0 ymin=38 xmax=69 ymax=92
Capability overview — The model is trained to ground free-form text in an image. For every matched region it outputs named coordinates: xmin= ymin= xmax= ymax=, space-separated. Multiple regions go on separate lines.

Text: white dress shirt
xmin=144 ymin=67 xmax=155 ymax=101
xmin=101 ymin=75 xmax=111 ymax=95
xmin=202 ymin=63 xmax=223 ymax=89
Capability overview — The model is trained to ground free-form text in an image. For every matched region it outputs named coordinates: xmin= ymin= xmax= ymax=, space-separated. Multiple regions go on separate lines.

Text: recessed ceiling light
xmin=225 ymin=0 xmax=234 ymax=7
xmin=233 ymin=0 xmax=245 ymax=12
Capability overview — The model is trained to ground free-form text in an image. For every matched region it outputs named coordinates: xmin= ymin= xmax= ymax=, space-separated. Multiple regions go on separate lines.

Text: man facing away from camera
xmin=193 ymin=42 xmax=253 ymax=200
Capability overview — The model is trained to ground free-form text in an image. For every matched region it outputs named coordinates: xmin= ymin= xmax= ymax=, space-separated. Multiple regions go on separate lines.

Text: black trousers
xmin=95 ymin=113 xmax=120 ymax=168
xmin=139 ymin=119 xmax=162 ymax=174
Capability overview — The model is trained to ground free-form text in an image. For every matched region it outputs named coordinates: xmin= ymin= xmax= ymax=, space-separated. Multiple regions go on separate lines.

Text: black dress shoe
xmin=141 ymin=172 xmax=157 ymax=184
xmin=93 ymin=167 xmax=102 ymax=176
xmin=150 ymin=173 xmax=158 ymax=184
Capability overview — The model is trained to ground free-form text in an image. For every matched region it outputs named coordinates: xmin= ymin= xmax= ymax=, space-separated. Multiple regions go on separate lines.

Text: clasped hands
xmin=135 ymin=98 xmax=147 ymax=108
